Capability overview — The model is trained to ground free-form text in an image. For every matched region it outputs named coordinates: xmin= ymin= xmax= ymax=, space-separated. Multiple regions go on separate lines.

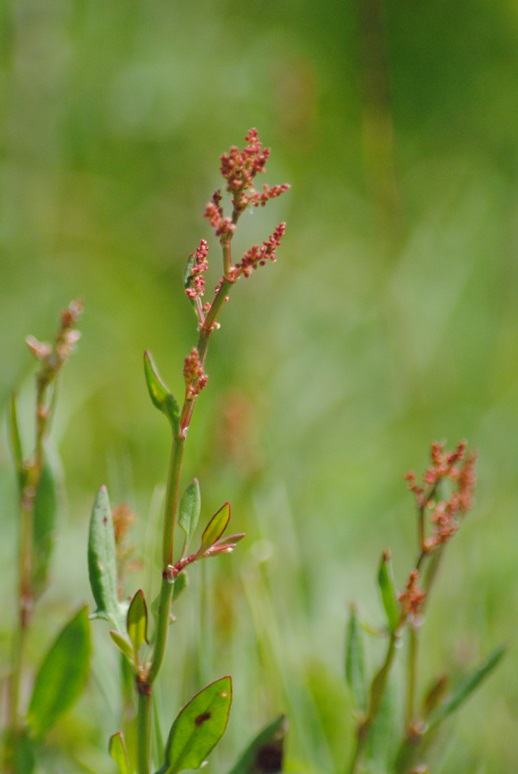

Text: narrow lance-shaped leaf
xmin=127 ymin=589 xmax=148 ymax=667
xmin=144 ymin=351 xmax=180 ymax=435
xmin=197 ymin=502 xmax=231 ymax=556
xmin=27 ymin=606 xmax=91 ymax=740
xmin=179 ymin=479 xmax=201 ymax=551
xmin=157 ymin=676 xmax=232 ymax=774
xmin=88 ymin=485 xmax=125 ymax=632
xmin=8 ymin=392 xmax=25 ymax=491
xmin=109 ymin=732 xmax=131 ymax=774
xmin=377 ymin=550 xmax=400 ymax=633
xmin=429 ymin=644 xmax=506 ymax=728
xmin=228 ymin=715 xmax=287 ymax=774
xmin=32 ymin=460 xmax=59 ymax=598
xmin=345 ymin=605 xmax=367 ymax=711
xmin=109 ymin=629 xmax=134 ymax=663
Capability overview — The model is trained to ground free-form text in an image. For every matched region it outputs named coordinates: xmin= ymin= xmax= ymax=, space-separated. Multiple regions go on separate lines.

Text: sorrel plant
xmin=87 ymin=129 xmax=289 ymax=774
xmin=3 ymin=130 xmax=504 ymax=774
xmin=345 ymin=441 xmax=505 ymax=773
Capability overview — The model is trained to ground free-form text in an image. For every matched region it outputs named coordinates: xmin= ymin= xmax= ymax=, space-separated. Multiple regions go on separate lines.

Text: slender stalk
xmin=422 ymin=548 xmax=443 ymax=598
xmin=405 ymin=625 xmax=418 ymax=728
xmin=8 ymin=387 xmax=48 ymax=736
xmin=148 ymin=581 xmax=174 ymax=687
xmin=8 ymin=494 xmax=34 ymax=731
xmin=138 ymin=273 xmax=237 ymax=771
xmin=133 ymin=133 xmax=288 ymax=773
xmin=7 ymin=301 xmax=82 ymax=770
xmin=136 ymin=688 xmax=152 ymax=774
xmin=199 ymin=279 xmax=234 ymax=360
xmin=348 ymin=630 xmax=399 ymax=774
xmin=162 ymin=436 xmax=186 ymax=568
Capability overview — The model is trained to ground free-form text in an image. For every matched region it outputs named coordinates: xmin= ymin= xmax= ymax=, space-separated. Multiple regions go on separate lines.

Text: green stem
xmin=406 ymin=625 xmax=418 ymax=727
xmin=8 ymin=385 xmax=48 ymax=738
xmin=148 ymin=580 xmax=174 ymax=686
xmin=137 ymin=688 xmax=152 ymax=774
xmin=422 ymin=548 xmax=443 ymax=598
xmin=139 ymin=275 xmax=237 ymax=770
xmin=135 ymin=211 xmax=245 ymax=771
xmin=162 ymin=435 xmax=186 ymax=568
xmin=348 ymin=630 xmax=398 ymax=774
xmin=7 ymin=613 xmax=27 ymax=739
xmin=199 ymin=279 xmax=234 ymax=361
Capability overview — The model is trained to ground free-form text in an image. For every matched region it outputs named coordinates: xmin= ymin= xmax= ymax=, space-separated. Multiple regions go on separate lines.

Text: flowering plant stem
xmin=125 ymin=130 xmax=289 ymax=774
xmin=348 ymin=631 xmax=398 ymax=774
xmin=346 ymin=441 xmax=488 ymax=774
xmin=6 ymin=302 xmax=83 ymax=770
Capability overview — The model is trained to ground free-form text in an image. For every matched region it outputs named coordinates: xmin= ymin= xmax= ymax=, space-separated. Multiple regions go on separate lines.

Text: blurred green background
xmin=1 ymin=0 xmax=518 ymax=771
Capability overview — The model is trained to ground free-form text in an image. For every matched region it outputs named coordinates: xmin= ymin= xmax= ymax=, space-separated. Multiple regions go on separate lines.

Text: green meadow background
xmin=1 ymin=1 xmax=518 ymax=771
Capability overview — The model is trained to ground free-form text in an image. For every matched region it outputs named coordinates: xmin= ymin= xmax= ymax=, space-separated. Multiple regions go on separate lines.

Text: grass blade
xmin=429 ymin=644 xmax=506 ymax=728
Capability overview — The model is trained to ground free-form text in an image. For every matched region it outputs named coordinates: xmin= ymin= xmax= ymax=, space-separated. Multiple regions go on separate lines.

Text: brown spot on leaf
xmin=195 ymin=711 xmax=211 ymax=726
xmin=255 ymin=741 xmax=283 ymax=772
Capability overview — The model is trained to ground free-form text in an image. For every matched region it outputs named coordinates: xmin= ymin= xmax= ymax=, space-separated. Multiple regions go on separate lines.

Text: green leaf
xmin=429 ymin=644 xmax=506 ymax=728
xmin=87 ymin=485 xmax=125 ymax=632
xmin=27 ymin=606 xmax=91 ymax=740
xmin=110 ymin=629 xmax=134 ymax=663
xmin=127 ymin=589 xmax=148 ymax=666
xmin=32 ymin=460 xmax=59 ymax=598
xmin=197 ymin=502 xmax=231 ymax=556
xmin=173 ymin=571 xmax=188 ymax=602
xmin=228 ymin=714 xmax=287 ymax=774
xmin=345 ymin=606 xmax=367 ymax=711
xmin=144 ymin=351 xmax=180 ymax=435
xmin=8 ymin=392 xmax=25 ymax=491
xmin=377 ymin=551 xmax=400 ymax=633
xmin=158 ymin=676 xmax=232 ymax=773
xmin=5 ymin=729 xmax=35 ymax=774
xmin=179 ymin=479 xmax=201 ymax=550
xmin=109 ymin=732 xmax=131 ymax=774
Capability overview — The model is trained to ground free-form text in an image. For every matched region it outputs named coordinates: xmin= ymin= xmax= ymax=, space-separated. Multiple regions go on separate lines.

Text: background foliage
xmin=1 ymin=1 xmax=517 ymax=771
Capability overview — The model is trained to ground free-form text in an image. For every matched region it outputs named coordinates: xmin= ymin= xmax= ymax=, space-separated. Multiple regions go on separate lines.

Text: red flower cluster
xmin=183 ymin=348 xmax=208 ymax=400
xmin=405 ymin=441 xmax=477 ymax=552
xmin=399 ymin=569 xmax=426 ymax=620
xmin=204 ymin=191 xmax=236 ymax=240
xmin=221 ymin=128 xmax=269 ymax=183
xmin=236 ymin=222 xmax=287 ymax=278
xmin=187 ymin=130 xmax=289 ymax=330
xmin=204 ymin=128 xmax=289 ymax=233
xmin=26 ymin=299 xmax=83 ymax=377
xmin=185 ymin=240 xmax=209 ymax=302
